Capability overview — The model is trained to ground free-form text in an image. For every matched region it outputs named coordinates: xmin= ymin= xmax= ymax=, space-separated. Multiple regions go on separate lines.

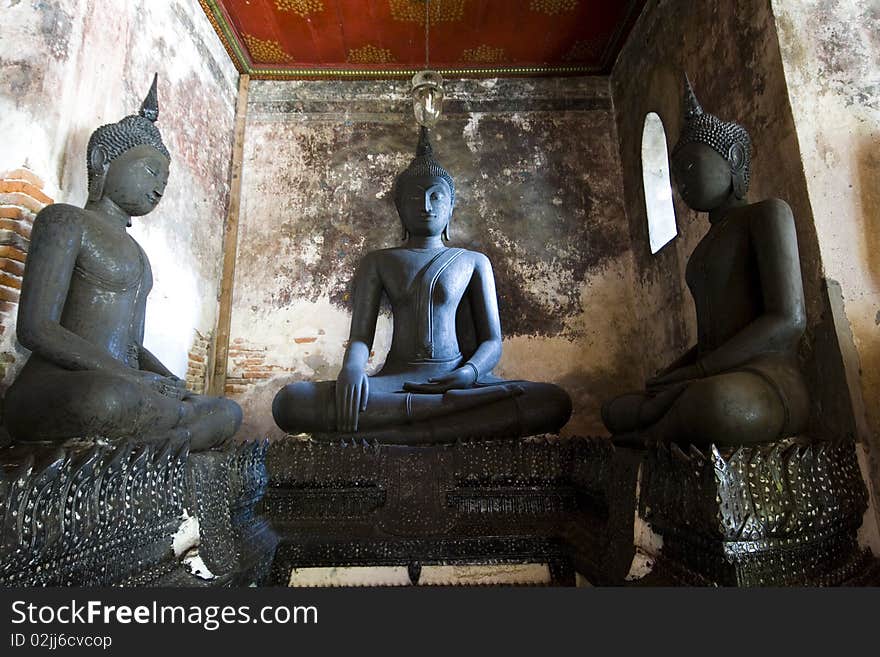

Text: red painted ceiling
xmin=201 ymin=0 xmax=646 ymax=78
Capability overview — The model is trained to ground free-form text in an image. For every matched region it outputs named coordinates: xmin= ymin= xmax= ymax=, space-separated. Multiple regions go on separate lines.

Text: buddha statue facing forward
xmin=602 ymin=77 xmax=809 ymax=447
xmin=4 ymin=76 xmax=242 ymax=450
xmin=273 ymin=128 xmax=572 ymax=443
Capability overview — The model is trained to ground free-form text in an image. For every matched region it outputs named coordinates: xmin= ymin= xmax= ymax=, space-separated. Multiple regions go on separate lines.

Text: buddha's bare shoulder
xmin=34 ymin=202 xmax=85 ymax=222
xmin=747 ymin=198 xmax=794 ymax=221
xmin=460 ymin=248 xmax=493 ymax=269
xmin=32 ymin=203 xmax=90 ymax=235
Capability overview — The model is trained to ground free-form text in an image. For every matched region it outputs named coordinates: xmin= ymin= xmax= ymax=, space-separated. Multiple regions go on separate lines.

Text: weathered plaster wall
xmin=772 ymin=0 xmax=880 ymax=548
xmin=230 ymin=77 xmax=640 ymax=440
xmin=611 ymin=0 xmax=878 ymax=549
xmin=0 ymin=0 xmax=238 ymax=396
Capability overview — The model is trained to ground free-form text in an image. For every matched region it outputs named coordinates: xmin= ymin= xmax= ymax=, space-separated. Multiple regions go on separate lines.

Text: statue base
xmin=264 ymin=434 xmax=880 ymax=586
xmin=633 ymin=438 xmax=880 ymax=586
xmin=263 ymin=436 xmax=640 ymax=586
xmin=3 ymin=431 xmax=876 ymax=586
xmin=0 ymin=438 xmax=277 ymax=586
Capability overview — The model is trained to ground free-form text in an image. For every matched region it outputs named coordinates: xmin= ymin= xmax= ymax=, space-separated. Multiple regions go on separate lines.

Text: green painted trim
xmin=202 ymin=0 xmax=252 ymax=73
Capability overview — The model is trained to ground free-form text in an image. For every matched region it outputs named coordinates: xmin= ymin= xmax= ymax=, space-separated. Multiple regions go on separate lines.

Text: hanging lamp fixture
xmin=411 ymin=0 xmax=445 ymax=127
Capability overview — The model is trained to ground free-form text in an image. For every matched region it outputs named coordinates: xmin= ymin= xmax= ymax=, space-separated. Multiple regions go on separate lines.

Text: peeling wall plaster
xmin=773 ymin=0 xmax=880 ymax=550
xmin=230 ymin=77 xmax=641 ymax=439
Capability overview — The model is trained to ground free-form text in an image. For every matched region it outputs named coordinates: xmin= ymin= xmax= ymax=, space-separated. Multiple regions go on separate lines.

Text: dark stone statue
xmin=273 ymin=128 xmax=572 ymax=443
xmin=602 ymin=76 xmax=809 ymax=447
xmin=3 ymin=75 xmax=242 ymax=451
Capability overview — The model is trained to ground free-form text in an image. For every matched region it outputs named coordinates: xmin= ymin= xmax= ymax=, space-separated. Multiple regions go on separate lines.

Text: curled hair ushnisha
xmin=394 ymin=127 xmax=455 ymax=206
xmin=673 ymin=75 xmax=752 ymax=192
xmin=86 ymin=74 xmax=169 ymax=192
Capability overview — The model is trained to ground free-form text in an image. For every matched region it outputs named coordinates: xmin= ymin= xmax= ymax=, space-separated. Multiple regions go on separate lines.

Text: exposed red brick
xmin=0 ymin=287 xmax=19 ymax=303
xmin=0 ymin=259 xmax=25 ymax=276
xmin=0 ymin=193 xmax=46 ymax=215
xmin=0 ymin=272 xmax=22 ymax=290
xmin=2 ymin=168 xmax=45 ymax=189
xmin=0 ymin=246 xmax=27 ymax=263
xmin=0 ymin=218 xmax=32 ymax=239
xmin=242 ymin=371 xmax=273 ymax=379
xmin=0 ymin=207 xmax=25 ymax=221
xmin=0 ymin=181 xmax=53 ymax=206
xmin=234 ymin=357 xmax=264 ymax=366
xmin=294 ymin=336 xmax=317 ymax=344
xmin=0 ymin=301 xmax=17 ymax=314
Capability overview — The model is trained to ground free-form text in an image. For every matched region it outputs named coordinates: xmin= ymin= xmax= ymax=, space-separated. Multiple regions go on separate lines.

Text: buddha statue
xmin=3 ymin=75 xmax=242 ymax=451
xmin=601 ymin=76 xmax=809 ymax=447
xmin=273 ymin=128 xmax=572 ymax=443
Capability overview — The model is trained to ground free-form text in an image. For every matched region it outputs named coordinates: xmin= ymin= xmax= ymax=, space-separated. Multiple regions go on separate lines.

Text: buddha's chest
xmin=686 ymin=219 xmax=755 ymax=301
xmin=76 ymin=225 xmax=151 ymax=294
xmin=382 ymin=250 xmax=472 ymax=310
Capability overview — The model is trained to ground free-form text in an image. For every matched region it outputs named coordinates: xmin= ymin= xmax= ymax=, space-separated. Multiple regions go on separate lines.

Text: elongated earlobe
xmin=729 ymin=142 xmax=748 ymax=199
xmin=87 ymin=145 xmax=110 ymax=202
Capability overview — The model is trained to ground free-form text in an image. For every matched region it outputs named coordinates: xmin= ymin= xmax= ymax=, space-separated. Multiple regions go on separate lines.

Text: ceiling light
xmin=411 ymin=0 xmax=444 ymax=128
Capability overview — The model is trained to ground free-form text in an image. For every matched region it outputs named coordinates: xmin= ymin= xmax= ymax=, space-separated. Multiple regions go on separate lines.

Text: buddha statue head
xmin=671 ymin=75 xmax=752 ymax=211
xmin=86 ymin=74 xmax=170 ymax=219
xmin=393 ymin=127 xmax=456 ymax=241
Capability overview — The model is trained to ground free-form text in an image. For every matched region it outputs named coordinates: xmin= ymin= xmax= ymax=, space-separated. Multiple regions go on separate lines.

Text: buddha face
xmin=101 ymin=144 xmax=170 ymax=216
xmin=671 ymin=142 xmax=733 ymax=212
xmin=396 ymin=175 xmax=453 ymax=238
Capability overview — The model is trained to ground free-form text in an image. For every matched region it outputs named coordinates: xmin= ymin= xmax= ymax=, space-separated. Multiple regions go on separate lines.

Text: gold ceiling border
xmin=198 ymin=0 xmax=252 ymax=74
xmin=248 ymin=65 xmax=604 ymax=80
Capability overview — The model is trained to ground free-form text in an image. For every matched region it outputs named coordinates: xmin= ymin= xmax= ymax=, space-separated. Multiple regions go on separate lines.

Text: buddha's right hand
xmin=129 ymin=370 xmax=187 ymax=400
xmin=336 ymin=365 xmax=369 ymax=432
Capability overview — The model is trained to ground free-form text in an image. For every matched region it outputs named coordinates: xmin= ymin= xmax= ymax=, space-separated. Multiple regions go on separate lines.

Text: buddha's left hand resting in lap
xmin=4 ymin=76 xmax=242 ymax=450
xmin=273 ymin=128 xmax=572 ymax=443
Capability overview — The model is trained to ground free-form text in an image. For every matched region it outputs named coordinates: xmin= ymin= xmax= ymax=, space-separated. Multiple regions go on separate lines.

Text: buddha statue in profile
xmin=4 ymin=75 xmax=242 ymax=451
xmin=602 ymin=76 xmax=809 ymax=447
xmin=273 ymin=128 xmax=572 ymax=443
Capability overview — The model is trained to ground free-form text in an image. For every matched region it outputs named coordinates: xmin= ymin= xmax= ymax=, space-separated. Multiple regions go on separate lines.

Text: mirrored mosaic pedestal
xmin=0 ymin=439 xmax=277 ymax=587
xmin=633 ymin=438 xmax=880 ymax=586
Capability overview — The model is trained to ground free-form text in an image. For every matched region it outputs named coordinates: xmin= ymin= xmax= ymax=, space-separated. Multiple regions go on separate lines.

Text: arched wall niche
xmin=641 ymin=112 xmax=677 ymax=254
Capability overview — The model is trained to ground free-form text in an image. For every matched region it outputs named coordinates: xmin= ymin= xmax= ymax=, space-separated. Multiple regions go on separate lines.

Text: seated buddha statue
xmin=273 ymin=128 xmax=572 ymax=444
xmin=601 ymin=76 xmax=810 ymax=447
xmin=3 ymin=75 xmax=242 ymax=451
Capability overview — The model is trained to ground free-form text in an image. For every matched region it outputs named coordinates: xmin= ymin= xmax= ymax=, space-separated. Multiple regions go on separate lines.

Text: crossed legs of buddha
xmin=272 ymin=380 xmax=572 ymax=443
xmin=5 ymin=369 xmax=242 ymax=450
xmin=602 ymin=370 xmax=807 ymax=447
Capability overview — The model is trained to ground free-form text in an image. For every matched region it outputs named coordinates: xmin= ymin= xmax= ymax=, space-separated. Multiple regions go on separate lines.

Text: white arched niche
xmin=641 ymin=112 xmax=678 ymax=254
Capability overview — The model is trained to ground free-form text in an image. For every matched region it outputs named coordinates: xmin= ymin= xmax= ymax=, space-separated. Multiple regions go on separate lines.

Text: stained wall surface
xmin=0 ymin=0 xmax=238 ymax=404
xmin=772 ymin=0 xmax=880 ymax=543
xmin=230 ymin=77 xmax=640 ymax=440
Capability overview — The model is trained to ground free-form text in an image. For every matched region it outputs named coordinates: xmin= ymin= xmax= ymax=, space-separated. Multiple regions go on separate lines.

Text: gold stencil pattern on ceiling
xmin=348 ymin=44 xmax=396 ymax=64
xmin=461 ymin=44 xmax=506 ymax=64
xmin=563 ymin=38 xmax=604 ymax=61
xmin=243 ymin=34 xmax=293 ymax=63
xmin=389 ymin=0 xmax=466 ymax=23
xmin=275 ymin=0 xmax=324 ymax=17
xmin=529 ymin=0 xmax=578 ymax=15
